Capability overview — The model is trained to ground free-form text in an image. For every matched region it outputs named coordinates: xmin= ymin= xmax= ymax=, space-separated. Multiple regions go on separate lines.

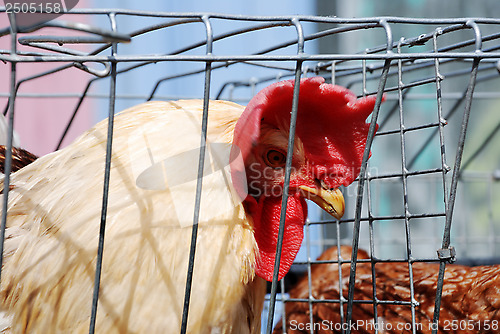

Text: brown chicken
xmin=0 ymin=145 xmax=38 ymax=174
xmin=274 ymin=246 xmax=500 ymax=334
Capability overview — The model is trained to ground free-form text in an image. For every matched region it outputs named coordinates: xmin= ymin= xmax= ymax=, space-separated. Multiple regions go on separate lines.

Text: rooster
xmin=0 ymin=77 xmax=378 ymax=333
xmin=274 ymin=245 xmax=500 ymax=334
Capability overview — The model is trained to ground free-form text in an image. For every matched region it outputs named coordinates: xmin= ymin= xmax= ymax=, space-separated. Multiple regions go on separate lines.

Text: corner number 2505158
xmin=5 ymin=2 xmax=63 ymax=14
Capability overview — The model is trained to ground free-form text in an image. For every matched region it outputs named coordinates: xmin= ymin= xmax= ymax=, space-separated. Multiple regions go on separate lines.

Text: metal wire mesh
xmin=1 ymin=9 xmax=500 ymax=334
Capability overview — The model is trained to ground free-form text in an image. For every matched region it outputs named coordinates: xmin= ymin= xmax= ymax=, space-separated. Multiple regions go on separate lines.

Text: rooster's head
xmin=231 ymin=77 xmax=379 ymax=281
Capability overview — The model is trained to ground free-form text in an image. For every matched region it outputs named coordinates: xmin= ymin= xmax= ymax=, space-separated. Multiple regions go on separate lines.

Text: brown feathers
xmin=275 ymin=246 xmax=500 ymax=334
xmin=0 ymin=146 xmax=38 ymax=174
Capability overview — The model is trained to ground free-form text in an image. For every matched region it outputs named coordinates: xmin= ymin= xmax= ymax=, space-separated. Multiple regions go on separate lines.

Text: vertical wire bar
xmin=432 ymin=28 xmax=450 ymax=229
xmin=345 ymin=19 xmax=392 ymax=334
xmin=362 ymin=57 xmax=367 ymax=96
xmin=331 ymin=62 xmax=345 ymax=333
xmin=365 ymin=166 xmax=379 ymax=334
xmin=280 ymin=278 xmax=287 ymax=334
xmin=0 ymin=13 xmax=18 ymax=286
xmin=396 ymin=38 xmax=418 ymax=334
xmin=347 ymin=20 xmax=392 ymax=334
xmin=431 ymin=20 xmax=482 ymax=334
xmin=335 ymin=221 xmax=346 ymax=334
xmin=265 ymin=63 xmax=302 ymax=333
xmin=345 ymin=63 xmax=387 ymax=331
xmin=330 ymin=61 xmax=336 ymax=85
xmin=180 ymin=15 xmax=213 ymax=334
xmin=363 ymin=54 xmax=380 ymax=333
xmin=305 ymin=219 xmax=314 ymax=334
xmin=431 ymin=26 xmax=455 ymax=268
xmin=88 ymin=13 xmax=118 ymax=334
xmin=265 ymin=17 xmax=304 ymax=334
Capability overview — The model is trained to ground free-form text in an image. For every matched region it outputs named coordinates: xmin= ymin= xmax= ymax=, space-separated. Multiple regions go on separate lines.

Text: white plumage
xmin=1 ymin=100 xmax=265 ymax=333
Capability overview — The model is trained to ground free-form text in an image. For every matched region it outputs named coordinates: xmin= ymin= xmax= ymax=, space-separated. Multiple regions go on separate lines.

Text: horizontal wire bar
xmin=376 ymin=122 xmax=441 ymax=136
xmin=367 ymin=168 xmax=447 ymax=180
xmin=318 ymin=29 xmax=500 ymax=72
xmin=0 ymin=18 xmax=132 ymax=40
xmin=19 ymin=36 xmax=130 ymax=44
xmin=314 ymin=235 xmax=500 ymax=247
xmin=2 ymin=8 xmax=500 ymax=25
xmin=309 ymin=212 xmax=446 ymax=225
xmin=283 ymin=298 xmax=414 ymax=306
xmin=292 ymin=257 xmax=443 ymax=266
xmin=2 ymin=91 xmax=500 ymax=101
xmin=2 ymin=52 xmax=500 ymax=63
xmin=344 ymin=56 xmax=500 ymax=92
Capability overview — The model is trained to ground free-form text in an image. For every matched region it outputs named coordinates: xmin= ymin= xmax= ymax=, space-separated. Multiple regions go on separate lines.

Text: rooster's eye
xmin=264 ymin=149 xmax=286 ymax=168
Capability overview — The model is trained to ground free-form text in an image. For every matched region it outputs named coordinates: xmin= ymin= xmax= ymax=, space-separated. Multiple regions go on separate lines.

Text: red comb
xmin=232 ymin=77 xmax=380 ymax=190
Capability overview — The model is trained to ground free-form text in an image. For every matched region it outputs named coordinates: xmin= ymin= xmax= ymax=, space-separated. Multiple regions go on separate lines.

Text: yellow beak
xmin=298 ymin=185 xmax=345 ymax=220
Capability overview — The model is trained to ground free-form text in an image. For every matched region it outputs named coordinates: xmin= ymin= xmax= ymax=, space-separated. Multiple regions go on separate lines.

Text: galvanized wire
xmin=0 ymin=12 xmax=18 ymax=287
xmin=345 ymin=18 xmax=392 ymax=333
xmin=395 ymin=37 xmax=418 ymax=334
xmin=88 ymin=12 xmax=119 ymax=334
xmin=431 ymin=20 xmax=482 ymax=333
xmin=179 ymin=14 xmax=214 ymax=334
xmin=265 ymin=16 xmax=305 ymax=333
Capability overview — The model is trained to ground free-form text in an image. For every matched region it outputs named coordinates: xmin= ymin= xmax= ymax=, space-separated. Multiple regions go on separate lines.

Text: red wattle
xmin=253 ymin=194 xmax=307 ymax=282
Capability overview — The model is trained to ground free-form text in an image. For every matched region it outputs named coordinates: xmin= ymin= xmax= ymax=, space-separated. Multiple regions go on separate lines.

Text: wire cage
xmin=1 ymin=8 xmax=500 ymax=334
